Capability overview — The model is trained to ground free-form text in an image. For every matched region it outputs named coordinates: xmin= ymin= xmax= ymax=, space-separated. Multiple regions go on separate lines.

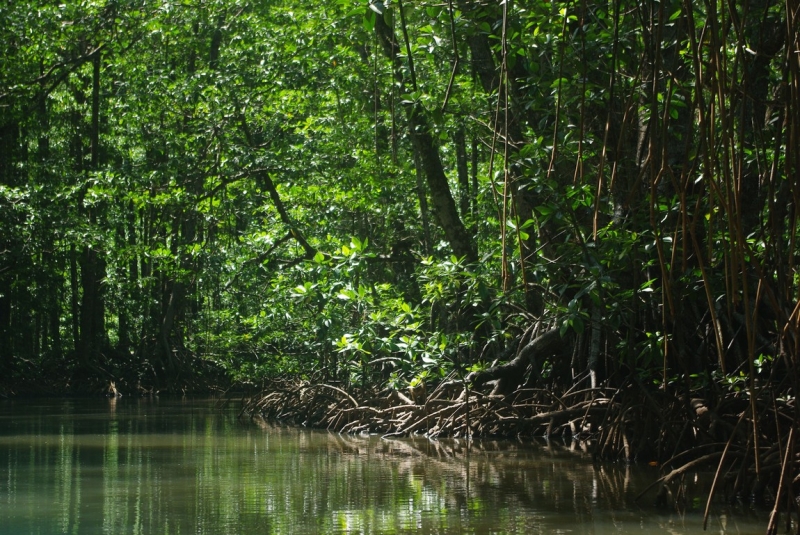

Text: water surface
xmin=0 ymin=398 xmax=769 ymax=534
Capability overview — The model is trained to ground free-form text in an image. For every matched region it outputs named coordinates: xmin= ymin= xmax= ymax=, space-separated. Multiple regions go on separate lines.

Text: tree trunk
xmin=466 ymin=327 xmax=572 ymax=395
xmin=0 ymin=121 xmax=19 ymax=366
xmin=413 ymin=150 xmax=432 ymax=255
xmin=374 ymin=14 xmax=477 ymax=264
xmin=454 ymin=124 xmax=470 ymax=220
xmin=78 ymin=51 xmax=108 ymax=365
xmin=464 ymin=14 xmax=544 ymax=313
xmin=79 ymin=246 xmax=107 ymax=360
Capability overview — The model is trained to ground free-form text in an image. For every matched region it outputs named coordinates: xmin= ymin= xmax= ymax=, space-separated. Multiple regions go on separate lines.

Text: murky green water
xmin=0 ymin=398 xmax=770 ymax=534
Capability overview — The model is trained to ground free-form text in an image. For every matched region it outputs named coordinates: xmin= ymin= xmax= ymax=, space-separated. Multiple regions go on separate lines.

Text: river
xmin=0 ymin=398 xmax=769 ymax=534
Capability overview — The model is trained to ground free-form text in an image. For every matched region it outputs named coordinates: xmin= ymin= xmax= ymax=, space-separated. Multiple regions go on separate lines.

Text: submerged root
xmin=243 ymin=375 xmax=800 ymax=524
xmin=242 ymin=378 xmax=623 ymax=443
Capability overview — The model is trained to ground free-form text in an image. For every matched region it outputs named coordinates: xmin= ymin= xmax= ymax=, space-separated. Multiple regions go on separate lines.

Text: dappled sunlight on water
xmin=0 ymin=399 xmax=771 ymax=534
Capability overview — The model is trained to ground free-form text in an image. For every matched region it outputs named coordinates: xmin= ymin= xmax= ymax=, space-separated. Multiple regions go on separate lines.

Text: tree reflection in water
xmin=0 ymin=399 xmax=771 ymax=534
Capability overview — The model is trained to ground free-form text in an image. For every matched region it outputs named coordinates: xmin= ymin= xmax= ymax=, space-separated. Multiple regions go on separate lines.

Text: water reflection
xmin=0 ymin=399 xmax=769 ymax=534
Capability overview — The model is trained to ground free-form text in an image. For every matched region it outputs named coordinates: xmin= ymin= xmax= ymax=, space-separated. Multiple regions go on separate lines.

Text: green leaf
xmin=571 ymin=317 xmax=585 ymax=335
xmin=363 ymin=11 xmax=376 ymax=31
xmin=559 ymin=322 xmax=569 ymax=337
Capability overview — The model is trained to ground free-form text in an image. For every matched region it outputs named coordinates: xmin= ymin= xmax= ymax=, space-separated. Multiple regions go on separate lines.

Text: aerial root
xmin=243 ymin=377 xmax=800 ymax=519
xmin=242 ymin=378 xmax=622 ymax=441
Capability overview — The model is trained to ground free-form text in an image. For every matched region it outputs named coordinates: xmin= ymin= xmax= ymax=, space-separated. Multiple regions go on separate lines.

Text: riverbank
xmin=242 ymin=374 xmax=799 ymax=530
xmin=0 ymin=357 xmax=230 ymax=399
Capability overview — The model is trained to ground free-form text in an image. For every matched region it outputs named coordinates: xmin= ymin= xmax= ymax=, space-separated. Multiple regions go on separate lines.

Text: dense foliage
xmin=1 ymin=0 xmax=798 ymax=412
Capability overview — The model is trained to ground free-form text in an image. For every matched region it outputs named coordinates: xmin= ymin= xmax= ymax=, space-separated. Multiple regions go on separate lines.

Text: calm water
xmin=0 ymin=398 xmax=770 ymax=534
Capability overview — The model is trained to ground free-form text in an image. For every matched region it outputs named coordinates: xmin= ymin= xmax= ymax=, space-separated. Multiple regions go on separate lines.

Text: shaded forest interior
xmin=2 ymin=0 xmax=800 ymax=528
